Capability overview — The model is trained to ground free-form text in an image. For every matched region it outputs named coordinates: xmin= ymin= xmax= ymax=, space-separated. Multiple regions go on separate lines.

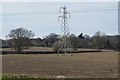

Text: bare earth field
xmin=2 ymin=51 xmax=118 ymax=78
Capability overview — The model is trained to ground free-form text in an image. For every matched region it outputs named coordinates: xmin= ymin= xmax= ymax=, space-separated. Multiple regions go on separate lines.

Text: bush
xmin=52 ymin=41 xmax=63 ymax=52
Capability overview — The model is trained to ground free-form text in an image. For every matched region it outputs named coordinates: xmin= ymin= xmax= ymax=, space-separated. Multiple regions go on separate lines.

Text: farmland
xmin=2 ymin=48 xmax=118 ymax=78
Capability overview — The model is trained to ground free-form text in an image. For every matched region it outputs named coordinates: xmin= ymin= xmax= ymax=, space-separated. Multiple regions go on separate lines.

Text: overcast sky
xmin=1 ymin=2 xmax=118 ymax=39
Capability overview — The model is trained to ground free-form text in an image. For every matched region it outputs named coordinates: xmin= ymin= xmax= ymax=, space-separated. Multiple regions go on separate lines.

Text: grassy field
xmin=1 ymin=47 xmax=53 ymax=51
xmin=2 ymin=51 xmax=118 ymax=78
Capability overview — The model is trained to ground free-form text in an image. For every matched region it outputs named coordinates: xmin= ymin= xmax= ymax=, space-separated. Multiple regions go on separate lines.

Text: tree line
xmin=2 ymin=28 xmax=120 ymax=52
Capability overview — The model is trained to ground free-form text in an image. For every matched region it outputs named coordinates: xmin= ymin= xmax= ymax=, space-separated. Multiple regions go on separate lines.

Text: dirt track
xmin=2 ymin=51 xmax=118 ymax=78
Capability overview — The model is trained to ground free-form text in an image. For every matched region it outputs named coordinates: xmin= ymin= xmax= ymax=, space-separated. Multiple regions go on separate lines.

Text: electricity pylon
xmin=58 ymin=6 xmax=72 ymax=56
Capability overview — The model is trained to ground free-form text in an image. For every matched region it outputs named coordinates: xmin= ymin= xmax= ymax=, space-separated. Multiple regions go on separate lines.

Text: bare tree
xmin=69 ymin=35 xmax=78 ymax=51
xmin=92 ymin=31 xmax=106 ymax=51
xmin=7 ymin=28 xmax=34 ymax=52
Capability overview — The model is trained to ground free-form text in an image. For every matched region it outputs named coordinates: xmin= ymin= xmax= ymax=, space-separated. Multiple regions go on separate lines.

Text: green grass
xmin=0 ymin=77 xmax=1 ymax=80
xmin=1 ymin=75 xmax=118 ymax=80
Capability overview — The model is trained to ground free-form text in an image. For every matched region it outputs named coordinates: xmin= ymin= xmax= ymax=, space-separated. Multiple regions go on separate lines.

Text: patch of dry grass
xmin=2 ymin=47 xmax=53 ymax=52
xmin=2 ymin=51 xmax=118 ymax=78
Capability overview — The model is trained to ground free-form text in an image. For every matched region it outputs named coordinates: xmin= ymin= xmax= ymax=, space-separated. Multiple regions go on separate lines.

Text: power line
xmin=1 ymin=12 xmax=59 ymax=15
xmin=71 ymin=8 xmax=119 ymax=13
xmin=2 ymin=8 xmax=119 ymax=15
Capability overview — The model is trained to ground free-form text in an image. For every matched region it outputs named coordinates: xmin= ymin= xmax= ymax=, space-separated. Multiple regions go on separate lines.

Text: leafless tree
xmin=7 ymin=28 xmax=34 ymax=52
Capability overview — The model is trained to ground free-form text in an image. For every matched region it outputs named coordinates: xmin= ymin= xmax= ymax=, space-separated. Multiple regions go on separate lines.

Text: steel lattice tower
xmin=58 ymin=6 xmax=71 ymax=55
